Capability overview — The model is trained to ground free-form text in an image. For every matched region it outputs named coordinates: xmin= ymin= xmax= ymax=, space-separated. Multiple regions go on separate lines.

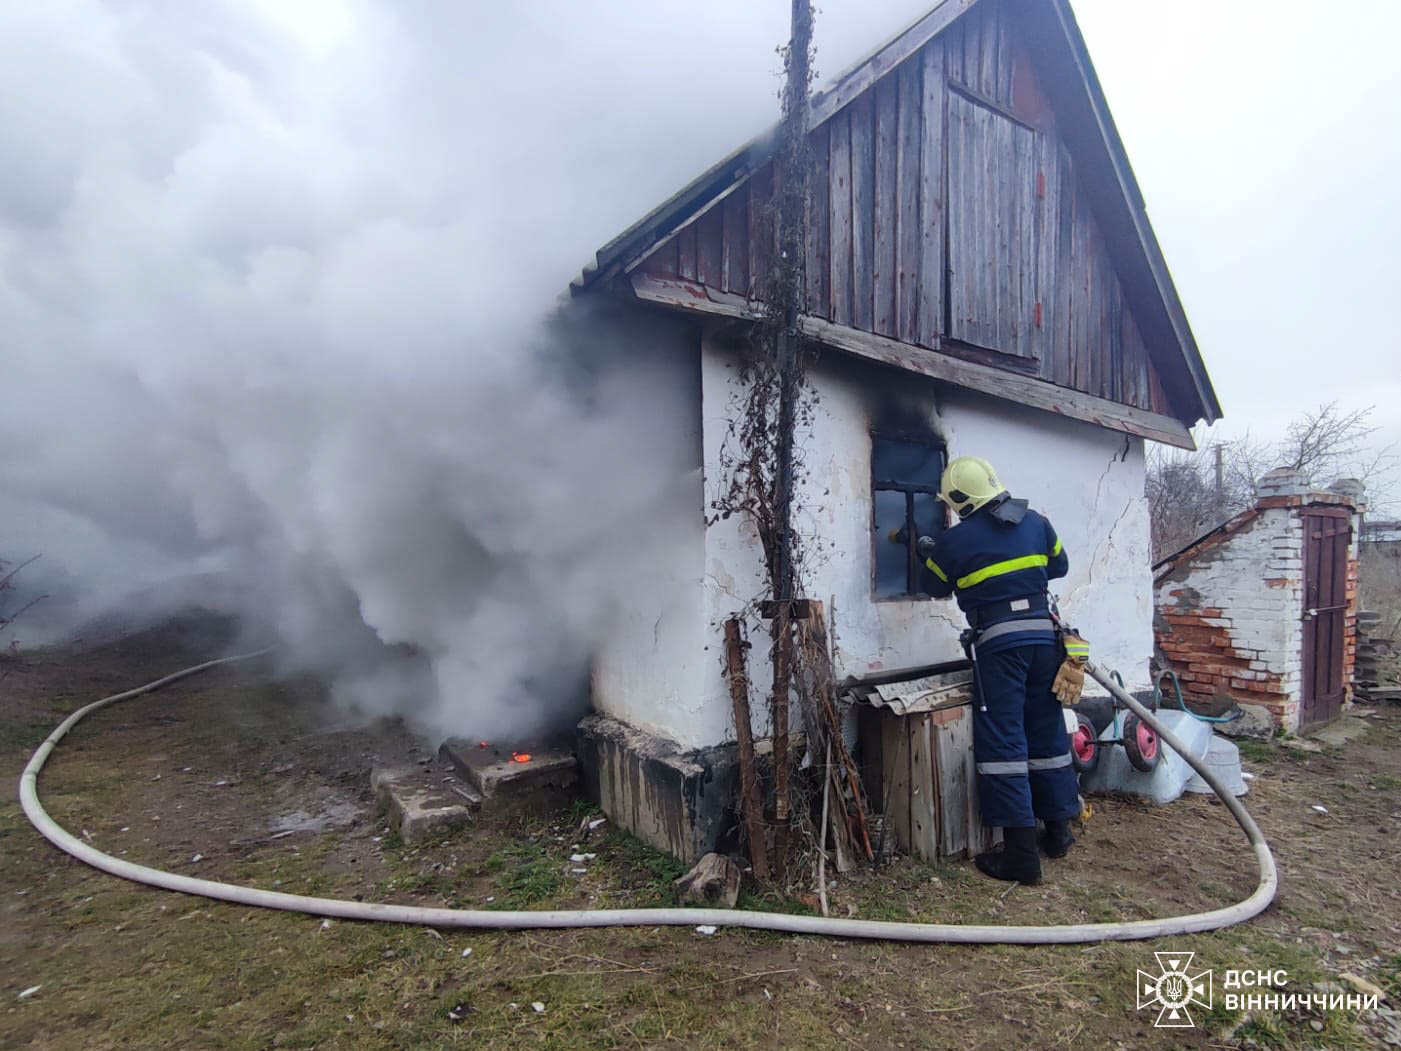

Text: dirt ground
xmin=3 ymin=622 xmax=1400 ymax=1050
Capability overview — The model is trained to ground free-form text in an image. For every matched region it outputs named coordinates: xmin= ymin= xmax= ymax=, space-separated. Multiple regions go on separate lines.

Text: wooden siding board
xmin=677 ymin=223 xmax=697 ymax=282
xmin=829 ymin=113 xmax=853 ymax=327
xmin=882 ymin=713 xmax=912 ymax=852
xmin=721 ymin=185 xmax=749 ymax=296
xmin=873 ymin=78 xmax=899 ymax=337
xmin=1053 ymin=143 xmax=1075 ymax=386
xmin=748 ymin=163 xmax=774 ymax=300
xmin=980 ymin=1 xmax=1000 ymax=101
xmin=696 ymin=205 xmax=724 ymax=290
xmin=895 ymin=58 xmax=922 ymax=344
xmin=908 ymin=714 xmax=938 ymax=861
xmin=806 ymin=128 xmax=830 ymax=316
xmin=917 ymin=40 xmax=946 ymax=348
xmin=850 ymin=92 xmax=876 ymax=332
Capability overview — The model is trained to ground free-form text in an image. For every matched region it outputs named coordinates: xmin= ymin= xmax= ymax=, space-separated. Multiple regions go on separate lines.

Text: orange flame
xmin=510 ymin=752 xmax=532 ymax=764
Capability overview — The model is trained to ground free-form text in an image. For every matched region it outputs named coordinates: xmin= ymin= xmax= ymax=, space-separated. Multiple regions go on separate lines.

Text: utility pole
xmin=768 ymin=0 xmax=813 ymax=882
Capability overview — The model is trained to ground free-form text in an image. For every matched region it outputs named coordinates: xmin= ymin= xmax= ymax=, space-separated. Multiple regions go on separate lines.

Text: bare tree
xmin=1146 ymin=403 xmax=1397 ymax=560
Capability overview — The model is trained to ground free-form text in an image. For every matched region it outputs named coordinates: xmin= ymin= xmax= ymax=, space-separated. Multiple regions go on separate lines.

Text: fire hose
xmin=20 ymin=650 xmax=1277 ymax=944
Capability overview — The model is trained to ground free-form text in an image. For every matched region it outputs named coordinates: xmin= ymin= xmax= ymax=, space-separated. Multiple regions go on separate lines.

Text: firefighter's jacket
xmin=924 ymin=503 xmax=1069 ymax=654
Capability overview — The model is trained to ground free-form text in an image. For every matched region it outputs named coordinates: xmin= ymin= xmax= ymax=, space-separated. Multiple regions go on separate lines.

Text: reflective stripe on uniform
xmin=926 ymin=559 xmax=948 ymax=582
xmin=1051 ymin=537 xmax=1062 ymax=556
xmin=956 ymin=553 xmax=1049 ymax=589
xmin=974 ymin=617 xmax=1055 ymax=645
xmin=1027 ymin=752 xmax=1072 ymax=770
xmin=1062 ymin=641 xmax=1089 ymax=656
xmin=976 ymin=759 xmax=1029 ymax=776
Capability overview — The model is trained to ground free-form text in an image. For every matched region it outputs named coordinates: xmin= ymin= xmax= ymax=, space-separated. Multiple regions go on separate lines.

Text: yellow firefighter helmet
xmin=939 ymin=456 xmax=1007 ymax=519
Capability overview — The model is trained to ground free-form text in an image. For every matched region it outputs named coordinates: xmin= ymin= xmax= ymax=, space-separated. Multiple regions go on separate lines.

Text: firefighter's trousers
xmin=972 ymin=642 xmax=1081 ymax=828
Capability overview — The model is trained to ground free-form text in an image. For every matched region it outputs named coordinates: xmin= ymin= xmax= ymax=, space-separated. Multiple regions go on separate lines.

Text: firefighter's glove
xmin=1052 ymin=633 xmax=1090 ymax=705
xmin=916 ymin=535 xmax=937 ymax=560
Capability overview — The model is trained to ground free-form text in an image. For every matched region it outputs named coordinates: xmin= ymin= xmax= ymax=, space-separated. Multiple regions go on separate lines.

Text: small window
xmin=872 ymin=437 xmax=946 ymax=598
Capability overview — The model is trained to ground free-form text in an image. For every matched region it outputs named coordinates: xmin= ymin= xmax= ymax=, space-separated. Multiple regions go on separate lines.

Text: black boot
xmin=975 ymin=826 xmax=1042 ymax=885
xmin=1040 ymin=819 xmax=1075 ymax=859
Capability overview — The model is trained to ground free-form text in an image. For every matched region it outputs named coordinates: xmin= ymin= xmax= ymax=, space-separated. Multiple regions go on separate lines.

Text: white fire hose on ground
xmin=20 ymin=651 xmax=1277 ymax=944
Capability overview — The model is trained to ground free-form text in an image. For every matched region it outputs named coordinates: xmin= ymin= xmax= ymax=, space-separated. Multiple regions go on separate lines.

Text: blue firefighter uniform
xmin=923 ymin=505 xmax=1080 ymax=831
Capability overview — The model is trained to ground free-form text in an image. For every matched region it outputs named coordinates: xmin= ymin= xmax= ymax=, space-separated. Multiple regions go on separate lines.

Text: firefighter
xmin=917 ymin=456 xmax=1079 ymax=885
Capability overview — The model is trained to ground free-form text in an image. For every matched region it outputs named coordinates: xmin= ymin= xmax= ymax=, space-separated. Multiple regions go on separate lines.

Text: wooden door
xmin=1300 ymin=511 xmax=1351 ymax=729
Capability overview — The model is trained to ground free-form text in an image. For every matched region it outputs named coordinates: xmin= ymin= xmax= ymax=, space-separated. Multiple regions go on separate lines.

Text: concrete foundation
xmin=576 ymin=714 xmax=738 ymax=864
xmin=371 ymin=767 xmax=477 ymax=845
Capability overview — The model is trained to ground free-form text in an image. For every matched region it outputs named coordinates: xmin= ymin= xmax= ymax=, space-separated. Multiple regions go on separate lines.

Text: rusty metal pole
xmin=768 ymin=0 xmax=813 ymax=883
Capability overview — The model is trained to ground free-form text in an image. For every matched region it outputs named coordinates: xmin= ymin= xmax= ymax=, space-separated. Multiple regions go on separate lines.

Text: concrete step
xmin=371 ymin=766 xmax=478 ymax=845
xmin=439 ymin=738 xmax=578 ymax=802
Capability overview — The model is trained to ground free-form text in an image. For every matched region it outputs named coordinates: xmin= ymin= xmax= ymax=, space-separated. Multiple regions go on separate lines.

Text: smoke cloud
xmin=0 ymin=0 xmax=930 ymax=741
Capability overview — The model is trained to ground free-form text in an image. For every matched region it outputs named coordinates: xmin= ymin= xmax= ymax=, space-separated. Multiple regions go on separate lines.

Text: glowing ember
xmin=510 ymin=753 xmax=532 ymax=764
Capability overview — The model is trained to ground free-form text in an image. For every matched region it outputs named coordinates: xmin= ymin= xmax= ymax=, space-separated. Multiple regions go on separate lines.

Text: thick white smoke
xmin=0 ymin=0 xmax=929 ymax=742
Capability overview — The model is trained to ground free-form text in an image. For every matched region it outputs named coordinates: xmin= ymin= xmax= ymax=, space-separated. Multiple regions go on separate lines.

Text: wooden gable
xmin=578 ymin=0 xmax=1219 ymax=449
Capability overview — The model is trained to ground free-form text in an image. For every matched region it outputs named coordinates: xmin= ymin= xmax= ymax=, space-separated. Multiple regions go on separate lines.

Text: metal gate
xmin=1300 ymin=510 xmax=1351 ymax=729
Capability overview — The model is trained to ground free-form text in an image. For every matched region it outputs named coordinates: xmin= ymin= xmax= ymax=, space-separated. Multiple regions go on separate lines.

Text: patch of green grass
xmin=1371 ymin=774 xmax=1401 ymax=792
xmin=1237 ymin=738 xmax=1281 ymax=764
xmin=594 ymin=829 xmax=686 ymax=905
xmin=484 ymin=842 xmax=566 ymax=908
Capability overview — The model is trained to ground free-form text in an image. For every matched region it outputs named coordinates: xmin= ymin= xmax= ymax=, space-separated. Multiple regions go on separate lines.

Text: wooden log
xmin=674 ymin=852 xmax=742 ymax=908
xmin=723 ymin=619 xmax=769 ymax=879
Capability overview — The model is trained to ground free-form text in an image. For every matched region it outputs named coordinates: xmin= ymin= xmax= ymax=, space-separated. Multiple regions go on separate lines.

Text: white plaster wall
xmin=694 ymin=337 xmax=1155 ymax=748
xmin=591 ymin=468 xmax=711 ymax=748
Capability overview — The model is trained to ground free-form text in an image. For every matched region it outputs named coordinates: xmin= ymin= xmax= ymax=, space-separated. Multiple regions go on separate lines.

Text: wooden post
xmin=724 ymin=619 xmax=769 ymax=879
xmin=767 ymin=0 xmax=814 ymax=888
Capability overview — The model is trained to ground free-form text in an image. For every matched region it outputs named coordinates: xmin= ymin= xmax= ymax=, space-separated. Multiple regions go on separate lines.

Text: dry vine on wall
xmin=710 ymin=2 xmax=872 ymax=893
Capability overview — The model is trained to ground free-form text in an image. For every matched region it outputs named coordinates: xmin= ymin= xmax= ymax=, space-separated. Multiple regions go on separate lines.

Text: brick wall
xmin=1153 ymin=468 xmax=1364 ymax=732
xmin=1154 ymin=507 xmax=1303 ymax=727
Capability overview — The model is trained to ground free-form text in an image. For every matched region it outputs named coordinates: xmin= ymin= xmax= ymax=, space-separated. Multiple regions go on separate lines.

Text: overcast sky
xmin=1 ymin=0 xmax=1396 ymax=731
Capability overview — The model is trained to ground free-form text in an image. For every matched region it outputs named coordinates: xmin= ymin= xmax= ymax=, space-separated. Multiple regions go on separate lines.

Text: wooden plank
xmin=801 ymin=313 xmax=1195 ymax=447
xmin=806 ymin=127 xmax=830 ymax=317
xmin=934 ymin=706 xmax=969 ymax=857
xmin=748 ymin=163 xmax=774 ymax=299
xmin=917 ymin=41 xmax=945 ymax=349
xmin=946 ymin=93 xmax=968 ymax=343
xmin=1034 ymin=131 xmax=1057 ymax=373
xmin=944 ymin=15 xmax=963 ymax=84
xmin=882 ymin=710 xmax=911 ymax=853
xmin=979 ymin=0 xmax=1000 ymax=101
xmin=961 ymin=4 xmax=981 ymax=90
xmin=908 ymin=713 xmax=938 ymax=861
xmin=1052 ymin=143 xmax=1075 ymax=387
xmin=850 ymin=92 xmax=876 ymax=332
xmin=895 ymin=59 xmax=922 ymax=344
xmin=628 ymin=273 xmax=1197 ymax=448
xmin=677 ymin=222 xmax=697 ymax=282
xmin=696 ymin=205 xmax=724 ymax=289
xmin=721 ymin=186 xmax=749 ymax=296
xmin=808 ymin=0 xmax=972 ymax=133
xmin=642 ymin=236 xmax=679 ymax=280
xmin=829 ymin=112 xmax=853 ymax=327
xmin=873 ymin=77 xmax=898 ymax=337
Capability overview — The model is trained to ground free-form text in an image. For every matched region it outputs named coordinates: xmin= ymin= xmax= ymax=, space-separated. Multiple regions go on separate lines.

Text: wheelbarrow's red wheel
xmin=1070 ymin=712 xmax=1099 ymax=774
xmin=1122 ymin=713 xmax=1160 ymax=772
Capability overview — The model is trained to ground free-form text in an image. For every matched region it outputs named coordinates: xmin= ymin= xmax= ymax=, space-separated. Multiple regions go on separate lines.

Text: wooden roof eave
xmin=629 ymin=273 xmax=1194 ymax=450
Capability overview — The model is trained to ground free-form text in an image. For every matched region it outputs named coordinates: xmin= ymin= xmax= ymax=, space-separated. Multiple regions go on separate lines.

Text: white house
xmin=570 ymin=0 xmax=1221 ymax=860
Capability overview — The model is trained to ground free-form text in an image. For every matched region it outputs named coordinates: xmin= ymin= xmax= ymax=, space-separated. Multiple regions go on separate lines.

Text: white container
xmin=1184 ymin=735 xmax=1248 ymax=797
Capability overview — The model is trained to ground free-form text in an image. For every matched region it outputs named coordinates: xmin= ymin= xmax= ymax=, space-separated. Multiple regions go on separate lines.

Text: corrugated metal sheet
xmin=849 ymin=670 xmax=974 ymax=715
